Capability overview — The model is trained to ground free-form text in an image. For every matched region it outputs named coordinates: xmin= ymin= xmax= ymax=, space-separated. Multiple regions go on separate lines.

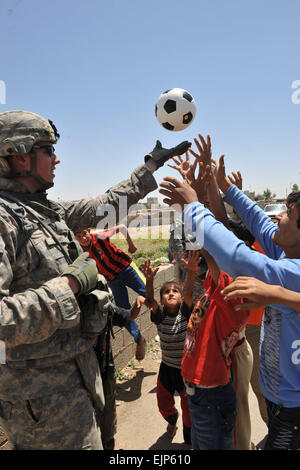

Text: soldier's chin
xmin=43 ymin=180 xmax=54 ymax=190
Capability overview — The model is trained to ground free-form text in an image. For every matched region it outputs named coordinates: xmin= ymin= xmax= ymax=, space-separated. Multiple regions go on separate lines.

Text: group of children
xmin=73 ymin=130 xmax=300 ymax=452
xmin=141 ymin=248 xmax=250 ymax=450
xmin=74 ymin=205 xmax=256 ymax=450
xmin=72 ymin=136 xmax=273 ymax=451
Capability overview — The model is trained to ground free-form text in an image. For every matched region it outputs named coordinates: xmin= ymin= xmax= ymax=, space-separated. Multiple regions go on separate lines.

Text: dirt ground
xmin=0 ymin=337 xmax=268 ymax=451
xmin=114 ymin=337 xmax=268 ymax=451
xmin=114 ymin=338 xmax=191 ymax=451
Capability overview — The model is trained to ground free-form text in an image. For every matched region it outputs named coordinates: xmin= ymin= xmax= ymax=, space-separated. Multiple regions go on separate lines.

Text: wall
xmin=112 ymin=264 xmax=174 ymax=369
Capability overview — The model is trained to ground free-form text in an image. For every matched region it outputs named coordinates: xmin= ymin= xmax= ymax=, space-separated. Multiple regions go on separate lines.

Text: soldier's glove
xmin=144 ymin=140 xmax=191 ymax=168
xmin=61 ymin=252 xmax=98 ymax=295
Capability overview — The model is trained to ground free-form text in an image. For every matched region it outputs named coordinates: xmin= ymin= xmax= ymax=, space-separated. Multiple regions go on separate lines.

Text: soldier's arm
xmin=64 ymin=136 xmax=192 ymax=233
xmin=64 ymin=165 xmax=158 ymax=233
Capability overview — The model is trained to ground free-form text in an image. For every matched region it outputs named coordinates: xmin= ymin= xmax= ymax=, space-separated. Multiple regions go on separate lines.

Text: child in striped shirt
xmin=142 ymin=251 xmax=200 ymax=448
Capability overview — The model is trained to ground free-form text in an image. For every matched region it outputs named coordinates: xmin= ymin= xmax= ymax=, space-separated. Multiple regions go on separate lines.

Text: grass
xmin=145 ymin=338 xmax=158 ymax=353
xmin=112 ymin=237 xmax=169 ymax=268
xmin=115 ymin=366 xmax=130 ymax=381
xmin=127 ymin=359 xmax=137 ymax=368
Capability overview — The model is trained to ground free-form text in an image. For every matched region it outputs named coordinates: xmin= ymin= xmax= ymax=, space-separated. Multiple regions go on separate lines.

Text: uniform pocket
xmin=29 ymin=230 xmax=68 ymax=273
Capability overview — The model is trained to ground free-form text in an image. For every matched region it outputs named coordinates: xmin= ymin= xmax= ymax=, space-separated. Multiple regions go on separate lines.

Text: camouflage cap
xmin=0 ymin=110 xmax=59 ymax=157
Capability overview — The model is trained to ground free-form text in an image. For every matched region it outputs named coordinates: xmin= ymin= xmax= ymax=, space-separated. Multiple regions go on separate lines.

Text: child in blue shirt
xmin=159 ymin=133 xmax=300 ymax=450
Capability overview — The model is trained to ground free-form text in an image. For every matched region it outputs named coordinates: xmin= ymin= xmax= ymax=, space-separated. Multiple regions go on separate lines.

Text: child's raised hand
xmin=181 ymin=250 xmax=202 ymax=273
xmin=215 ymin=155 xmax=232 ymax=194
xmin=147 ymin=297 xmax=159 ymax=312
xmin=227 ymin=170 xmax=243 ymax=190
xmin=167 ymin=152 xmax=197 ymax=186
xmin=189 ymin=133 xmax=212 ymax=167
xmin=141 ymin=258 xmax=159 ymax=281
xmin=167 ymin=152 xmax=210 ymax=204
xmin=130 ymin=295 xmax=146 ymax=320
xmin=131 ymin=292 xmax=159 ymax=314
xmin=128 ymin=243 xmax=137 ymax=254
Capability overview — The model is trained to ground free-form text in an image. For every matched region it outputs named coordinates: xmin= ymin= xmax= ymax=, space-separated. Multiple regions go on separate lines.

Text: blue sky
xmin=0 ymin=0 xmax=299 ymax=201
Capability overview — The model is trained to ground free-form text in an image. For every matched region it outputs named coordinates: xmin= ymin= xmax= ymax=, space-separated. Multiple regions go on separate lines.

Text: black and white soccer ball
xmin=155 ymin=88 xmax=196 ymax=131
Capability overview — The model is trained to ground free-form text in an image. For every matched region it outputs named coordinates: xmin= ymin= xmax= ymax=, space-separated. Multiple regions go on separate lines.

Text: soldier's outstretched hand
xmin=145 ymin=140 xmax=191 ymax=169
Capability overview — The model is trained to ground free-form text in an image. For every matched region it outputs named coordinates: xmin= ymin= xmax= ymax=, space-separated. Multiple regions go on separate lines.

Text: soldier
xmin=0 ymin=109 xmax=191 ymax=450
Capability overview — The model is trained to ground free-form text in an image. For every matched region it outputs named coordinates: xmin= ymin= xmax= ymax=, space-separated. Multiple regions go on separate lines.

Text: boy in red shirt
xmin=182 ymin=248 xmax=249 ymax=450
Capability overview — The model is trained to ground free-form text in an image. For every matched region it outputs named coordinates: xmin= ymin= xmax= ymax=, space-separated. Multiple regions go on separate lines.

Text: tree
xmin=292 ymin=183 xmax=299 ymax=192
xmin=263 ymin=188 xmax=276 ymax=200
xmin=255 ymin=189 xmax=276 ymax=201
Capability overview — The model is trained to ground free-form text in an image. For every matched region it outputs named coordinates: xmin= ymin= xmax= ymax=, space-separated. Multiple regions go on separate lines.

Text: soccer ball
xmin=155 ymin=88 xmax=196 ymax=131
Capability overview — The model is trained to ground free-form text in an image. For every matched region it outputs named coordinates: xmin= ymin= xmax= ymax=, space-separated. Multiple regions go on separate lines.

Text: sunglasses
xmin=31 ymin=145 xmax=56 ymax=157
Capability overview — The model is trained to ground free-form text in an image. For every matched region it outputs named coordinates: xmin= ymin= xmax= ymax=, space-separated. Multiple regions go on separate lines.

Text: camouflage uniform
xmin=0 ymin=112 xmax=158 ymax=449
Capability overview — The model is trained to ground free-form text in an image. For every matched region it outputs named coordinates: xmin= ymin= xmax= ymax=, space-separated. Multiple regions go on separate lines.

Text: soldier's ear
xmin=11 ymin=154 xmax=30 ymax=171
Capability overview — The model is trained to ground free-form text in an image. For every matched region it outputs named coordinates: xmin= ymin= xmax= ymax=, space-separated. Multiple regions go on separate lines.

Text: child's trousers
xmin=156 ymin=362 xmax=191 ymax=444
xmin=186 ymin=379 xmax=237 ymax=450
